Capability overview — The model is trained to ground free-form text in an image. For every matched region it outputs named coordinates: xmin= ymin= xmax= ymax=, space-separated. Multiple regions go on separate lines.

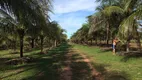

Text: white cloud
xmin=50 ymin=12 xmax=86 ymax=38
xmin=50 ymin=0 xmax=99 ymax=38
xmin=53 ymin=0 xmax=99 ymax=14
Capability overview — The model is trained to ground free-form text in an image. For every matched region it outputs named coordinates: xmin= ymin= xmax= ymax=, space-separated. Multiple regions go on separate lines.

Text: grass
xmin=1 ymin=43 xmax=142 ymax=80
xmin=0 ymin=43 xmax=101 ymax=80
xmin=72 ymin=44 xmax=142 ymax=80
xmin=0 ymin=43 xmax=71 ymax=80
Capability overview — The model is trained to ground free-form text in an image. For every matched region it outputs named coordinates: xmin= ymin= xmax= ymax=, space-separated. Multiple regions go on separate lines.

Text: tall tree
xmin=0 ymin=0 xmax=52 ymax=57
xmin=103 ymin=0 xmax=142 ymax=52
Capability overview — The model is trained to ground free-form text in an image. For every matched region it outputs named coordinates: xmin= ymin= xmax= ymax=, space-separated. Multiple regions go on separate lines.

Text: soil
xmin=60 ymin=48 xmax=102 ymax=80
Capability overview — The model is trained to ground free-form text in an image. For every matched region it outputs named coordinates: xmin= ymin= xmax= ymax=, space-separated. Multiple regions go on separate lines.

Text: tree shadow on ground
xmin=24 ymin=43 xmax=97 ymax=80
xmin=90 ymin=43 xmax=112 ymax=47
xmin=120 ymin=51 xmax=142 ymax=62
xmin=92 ymin=63 xmax=130 ymax=80
xmin=0 ymin=43 xmax=132 ymax=80
xmin=22 ymin=43 xmax=72 ymax=80
xmin=23 ymin=48 xmax=40 ymax=53
xmin=0 ymin=43 xmax=72 ymax=80
xmin=0 ymin=58 xmax=12 ymax=63
xmin=99 ymin=48 xmax=112 ymax=53
xmin=70 ymin=53 xmax=93 ymax=80
xmin=70 ymin=49 xmax=130 ymax=80
xmin=88 ymin=43 xmax=113 ymax=53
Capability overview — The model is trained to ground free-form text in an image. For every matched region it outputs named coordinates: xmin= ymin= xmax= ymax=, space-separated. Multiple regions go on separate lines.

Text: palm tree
xmin=71 ymin=0 xmax=142 ymax=52
xmin=0 ymin=0 xmax=52 ymax=57
xmin=103 ymin=0 xmax=142 ymax=52
xmin=71 ymin=23 xmax=90 ymax=45
xmin=88 ymin=13 xmax=107 ymax=45
xmin=27 ymin=25 xmax=40 ymax=48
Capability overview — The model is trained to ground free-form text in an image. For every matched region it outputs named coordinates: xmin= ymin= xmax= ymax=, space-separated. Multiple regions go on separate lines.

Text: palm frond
xmin=103 ymin=6 xmax=124 ymax=16
xmin=118 ymin=12 xmax=138 ymax=40
xmin=133 ymin=5 xmax=142 ymax=20
xmin=124 ymin=0 xmax=139 ymax=12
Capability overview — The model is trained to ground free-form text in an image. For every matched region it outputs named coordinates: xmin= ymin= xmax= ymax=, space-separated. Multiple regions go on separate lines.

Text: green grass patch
xmin=0 ymin=43 xmax=71 ymax=80
xmin=72 ymin=44 xmax=142 ymax=80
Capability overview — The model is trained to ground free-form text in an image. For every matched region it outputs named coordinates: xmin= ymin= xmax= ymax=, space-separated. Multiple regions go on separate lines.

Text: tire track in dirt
xmin=71 ymin=49 xmax=102 ymax=80
xmin=60 ymin=48 xmax=102 ymax=80
xmin=60 ymin=50 xmax=72 ymax=80
xmin=77 ymin=51 xmax=102 ymax=80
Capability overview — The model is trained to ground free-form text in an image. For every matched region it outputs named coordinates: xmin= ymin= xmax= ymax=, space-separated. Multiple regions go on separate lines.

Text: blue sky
xmin=50 ymin=0 xmax=99 ymax=38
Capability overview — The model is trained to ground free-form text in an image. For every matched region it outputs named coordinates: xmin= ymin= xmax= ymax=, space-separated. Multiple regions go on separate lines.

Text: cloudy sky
xmin=50 ymin=0 xmax=99 ymax=38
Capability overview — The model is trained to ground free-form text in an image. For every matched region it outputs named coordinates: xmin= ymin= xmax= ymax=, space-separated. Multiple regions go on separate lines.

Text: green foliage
xmin=71 ymin=0 xmax=142 ymax=51
xmin=71 ymin=23 xmax=90 ymax=43
xmin=0 ymin=0 xmax=67 ymax=57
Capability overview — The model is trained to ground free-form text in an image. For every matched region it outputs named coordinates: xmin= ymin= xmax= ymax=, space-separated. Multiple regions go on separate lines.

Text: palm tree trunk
xmin=106 ymin=21 xmax=110 ymax=45
xmin=54 ymin=40 xmax=57 ymax=47
xmin=12 ymin=40 xmax=17 ymax=52
xmin=126 ymin=23 xmax=130 ymax=52
xmin=85 ymin=41 xmax=87 ymax=45
xmin=99 ymin=38 xmax=101 ymax=45
xmin=136 ymin=30 xmax=141 ymax=51
xmin=40 ymin=36 xmax=44 ymax=53
xmin=126 ymin=38 xmax=130 ymax=52
xmin=20 ymin=36 xmax=24 ymax=57
xmin=91 ymin=39 xmax=93 ymax=45
xmin=18 ymin=29 xmax=25 ymax=58
xmin=31 ymin=38 xmax=35 ymax=48
xmin=95 ymin=38 xmax=98 ymax=45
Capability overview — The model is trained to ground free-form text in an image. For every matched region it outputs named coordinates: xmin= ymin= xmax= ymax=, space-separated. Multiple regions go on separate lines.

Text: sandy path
xmin=60 ymin=50 xmax=72 ymax=80
xmin=60 ymin=49 xmax=102 ymax=80
xmin=78 ymin=51 xmax=102 ymax=80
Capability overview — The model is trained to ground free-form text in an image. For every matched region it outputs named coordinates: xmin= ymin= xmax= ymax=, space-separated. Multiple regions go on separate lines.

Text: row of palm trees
xmin=0 ymin=0 xmax=67 ymax=57
xmin=71 ymin=0 xmax=142 ymax=52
